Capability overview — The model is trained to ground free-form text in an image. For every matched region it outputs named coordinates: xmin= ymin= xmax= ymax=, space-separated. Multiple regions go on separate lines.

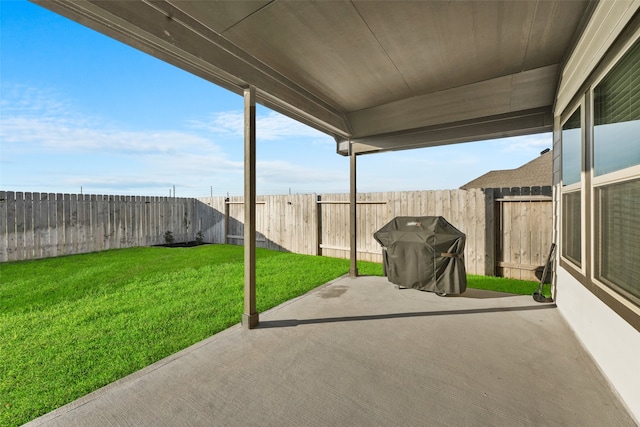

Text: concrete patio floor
xmin=26 ymin=276 xmax=636 ymax=426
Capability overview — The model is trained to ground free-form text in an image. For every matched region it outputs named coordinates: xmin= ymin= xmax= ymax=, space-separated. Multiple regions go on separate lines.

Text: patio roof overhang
xmin=30 ymin=0 xmax=595 ymax=329
xmin=32 ymin=0 xmax=592 ymax=155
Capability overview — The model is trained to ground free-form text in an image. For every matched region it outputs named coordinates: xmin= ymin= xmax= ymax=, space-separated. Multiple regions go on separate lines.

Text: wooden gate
xmin=494 ymin=188 xmax=553 ymax=281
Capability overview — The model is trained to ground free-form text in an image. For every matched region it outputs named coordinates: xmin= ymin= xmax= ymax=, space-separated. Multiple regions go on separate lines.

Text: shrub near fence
xmin=0 ymin=188 xmax=552 ymax=279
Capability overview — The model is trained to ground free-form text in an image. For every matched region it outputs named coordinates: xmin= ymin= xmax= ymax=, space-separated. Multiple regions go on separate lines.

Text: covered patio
xmin=29 ymin=0 xmax=640 ymax=422
xmin=30 ymin=0 xmax=595 ymax=327
xmin=26 ymin=276 xmax=635 ymax=426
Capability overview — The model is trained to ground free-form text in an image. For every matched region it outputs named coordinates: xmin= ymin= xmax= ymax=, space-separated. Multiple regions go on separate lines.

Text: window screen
xmin=594 ymin=40 xmax=640 ymax=176
xmin=562 ymin=191 xmax=581 ymax=266
xmin=596 ymin=178 xmax=640 ymax=302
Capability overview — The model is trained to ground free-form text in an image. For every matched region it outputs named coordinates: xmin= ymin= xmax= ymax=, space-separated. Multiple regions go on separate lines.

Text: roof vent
xmin=540 ymin=148 xmax=551 ymax=155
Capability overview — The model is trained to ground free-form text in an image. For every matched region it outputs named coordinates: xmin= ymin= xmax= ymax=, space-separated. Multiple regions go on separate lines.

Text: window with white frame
xmin=561 ymin=107 xmax=582 ymax=266
xmin=593 ymin=39 xmax=640 ymax=305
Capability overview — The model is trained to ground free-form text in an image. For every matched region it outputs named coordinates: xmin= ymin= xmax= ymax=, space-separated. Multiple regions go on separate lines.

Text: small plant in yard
xmin=163 ymin=230 xmax=174 ymax=244
xmin=196 ymin=231 xmax=204 ymax=244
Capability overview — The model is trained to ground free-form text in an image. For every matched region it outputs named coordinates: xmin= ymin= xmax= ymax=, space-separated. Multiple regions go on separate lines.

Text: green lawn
xmin=467 ymin=273 xmax=548 ymax=297
xmin=0 ymin=244 xmax=541 ymax=426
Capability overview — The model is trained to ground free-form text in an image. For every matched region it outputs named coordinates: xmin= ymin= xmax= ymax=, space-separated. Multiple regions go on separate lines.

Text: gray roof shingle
xmin=460 ymin=150 xmax=552 ymax=190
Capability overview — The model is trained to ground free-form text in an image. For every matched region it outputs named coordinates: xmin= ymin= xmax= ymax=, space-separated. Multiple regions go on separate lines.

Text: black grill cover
xmin=373 ymin=216 xmax=467 ymax=294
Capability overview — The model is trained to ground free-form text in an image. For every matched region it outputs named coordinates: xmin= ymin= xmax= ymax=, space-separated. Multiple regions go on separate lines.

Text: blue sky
xmin=1 ymin=0 xmax=552 ymax=198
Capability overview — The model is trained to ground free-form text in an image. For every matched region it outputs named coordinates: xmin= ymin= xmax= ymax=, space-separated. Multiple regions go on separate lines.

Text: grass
xmin=467 ymin=274 xmax=549 ymax=297
xmin=0 ymin=245 xmax=541 ymax=426
xmin=0 ymin=245 xmax=380 ymax=426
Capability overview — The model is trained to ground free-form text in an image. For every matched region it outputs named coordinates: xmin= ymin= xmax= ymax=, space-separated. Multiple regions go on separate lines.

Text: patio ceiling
xmin=32 ymin=0 xmax=592 ymax=155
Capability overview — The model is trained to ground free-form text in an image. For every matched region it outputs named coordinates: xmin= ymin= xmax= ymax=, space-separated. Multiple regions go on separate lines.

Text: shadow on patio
xmin=27 ymin=276 xmax=635 ymax=426
xmin=257 ymin=304 xmax=557 ymax=329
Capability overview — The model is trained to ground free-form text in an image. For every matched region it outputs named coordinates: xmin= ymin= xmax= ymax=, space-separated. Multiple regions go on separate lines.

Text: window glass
xmin=562 ymin=191 xmax=581 ymax=265
xmin=596 ymin=178 xmax=640 ymax=303
xmin=594 ymin=40 xmax=640 ymax=176
xmin=562 ymin=108 xmax=581 ymax=185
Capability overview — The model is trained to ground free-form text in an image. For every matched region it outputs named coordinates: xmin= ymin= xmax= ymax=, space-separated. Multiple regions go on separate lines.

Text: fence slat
xmin=78 ymin=194 xmax=88 ymax=253
xmin=2 ymin=192 xmax=13 ymax=262
xmin=24 ymin=193 xmax=34 ymax=260
xmin=0 ymin=192 xmax=7 ymax=262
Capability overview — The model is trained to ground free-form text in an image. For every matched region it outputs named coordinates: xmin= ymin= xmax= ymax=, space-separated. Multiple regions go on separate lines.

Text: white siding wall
xmin=556 ymin=268 xmax=640 ymax=420
xmin=554 ymin=1 xmax=640 ymax=422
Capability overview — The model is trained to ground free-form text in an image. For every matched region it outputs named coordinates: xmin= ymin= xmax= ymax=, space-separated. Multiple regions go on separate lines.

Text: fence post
xmin=224 ymin=197 xmax=230 ymax=245
xmin=316 ymin=194 xmax=322 ymax=256
xmin=484 ymin=188 xmax=496 ymax=277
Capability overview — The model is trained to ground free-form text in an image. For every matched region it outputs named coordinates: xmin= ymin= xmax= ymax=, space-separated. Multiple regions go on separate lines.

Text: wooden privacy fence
xmin=191 ymin=194 xmax=317 ymax=255
xmin=1 ymin=188 xmax=552 ymax=279
xmin=0 ymin=191 xmax=197 ymax=262
xmin=186 ymin=187 xmax=553 ymax=279
xmin=491 ymin=187 xmax=554 ymax=281
xmin=198 ymin=189 xmax=489 ymax=276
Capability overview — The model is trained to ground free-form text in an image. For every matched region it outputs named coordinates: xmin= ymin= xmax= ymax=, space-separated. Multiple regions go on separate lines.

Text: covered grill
xmin=373 ymin=216 xmax=467 ymax=295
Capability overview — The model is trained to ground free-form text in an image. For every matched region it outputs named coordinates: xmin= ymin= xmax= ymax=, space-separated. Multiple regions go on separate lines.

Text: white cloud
xmin=190 ymin=110 xmax=327 ymax=141
xmin=0 ymin=84 xmax=347 ymax=197
xmin=258 ymin=159 xmax=346 ymax=184
xmin=497 ymin=133 xmax=552 ymax=154
xmin=1 ymin=114 xmax=223 ymax=156
xmin=0 ymin=83 xmax=229 ymax=157
xmin=0 ymin=84 xmax=247 ymax=196
xmin=0 ymin=83 xmax=72 ymax=117
xmin=0 ymin=83 xmax=554 ymax=198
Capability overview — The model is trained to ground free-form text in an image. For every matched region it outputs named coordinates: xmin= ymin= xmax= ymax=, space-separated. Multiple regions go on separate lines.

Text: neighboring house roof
xmin=460 ymin=150 xmax=552 ymax=190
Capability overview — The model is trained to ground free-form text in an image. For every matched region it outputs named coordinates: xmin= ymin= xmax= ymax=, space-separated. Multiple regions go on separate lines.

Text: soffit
xmin=31 ymin=0 xmax=592 ymax=154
